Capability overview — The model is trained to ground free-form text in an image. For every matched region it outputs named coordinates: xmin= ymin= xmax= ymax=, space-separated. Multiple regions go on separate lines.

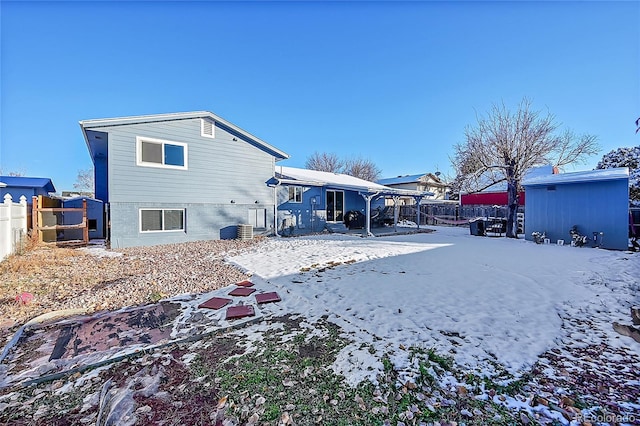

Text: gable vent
xmin=201 ymin=119 xmax=215 ymax=138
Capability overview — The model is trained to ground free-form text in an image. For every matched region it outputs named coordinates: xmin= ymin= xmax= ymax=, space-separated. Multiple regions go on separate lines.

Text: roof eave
xmin=79 ymin=111 xmax=290 ymax=161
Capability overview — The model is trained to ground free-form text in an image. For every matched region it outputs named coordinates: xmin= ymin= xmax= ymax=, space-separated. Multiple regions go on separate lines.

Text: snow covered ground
xmin=228 ymin=226 xmax=640 ymax=387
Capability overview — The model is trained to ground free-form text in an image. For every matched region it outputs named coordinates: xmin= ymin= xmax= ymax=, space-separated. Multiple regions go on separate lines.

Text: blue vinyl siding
xmin=84 ymin=117 xmax=278 ymax=247
xmin=524 ymin=179 xmax=629 ymax=250
xmin=276 ymin=185 xmax=385 ymax=234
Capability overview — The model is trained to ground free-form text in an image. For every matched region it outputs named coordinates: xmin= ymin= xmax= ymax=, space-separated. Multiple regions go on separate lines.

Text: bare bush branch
xmin=305 ymin=152 xmax=344 ymax=173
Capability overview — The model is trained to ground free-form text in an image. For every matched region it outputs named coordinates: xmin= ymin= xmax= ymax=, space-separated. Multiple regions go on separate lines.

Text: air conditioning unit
xmin=237 ymin=224 xmax=253 ymax=240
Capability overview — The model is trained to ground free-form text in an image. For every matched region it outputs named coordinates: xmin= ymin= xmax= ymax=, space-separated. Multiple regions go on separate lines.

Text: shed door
xmin=326 ymin=190 xmax=344 ymax=222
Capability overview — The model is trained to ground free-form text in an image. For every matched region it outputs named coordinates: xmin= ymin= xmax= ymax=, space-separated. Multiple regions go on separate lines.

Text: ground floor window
xmin=249 ymin=208 xmax=267 ymax=229
xmin=288 ymin=186 xmax=303 ymax=203
xmin=140 ymin=209 xmax=185 ymax=232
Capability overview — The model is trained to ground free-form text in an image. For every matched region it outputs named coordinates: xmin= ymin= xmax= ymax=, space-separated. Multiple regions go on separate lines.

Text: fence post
xmin=1 ymin=194 xmax=12 ymax=259
xmin=31 ymin=196 xmax=38 ymax=241
xmin=19 ymin=196 xmax=27 ymax=233
xmin=82 ymin=198 xmax=88 ymax=244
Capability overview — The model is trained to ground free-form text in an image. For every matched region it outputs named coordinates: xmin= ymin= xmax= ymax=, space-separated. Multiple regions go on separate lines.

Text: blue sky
xmin=1 ymin=1 xmax=638 ymax=192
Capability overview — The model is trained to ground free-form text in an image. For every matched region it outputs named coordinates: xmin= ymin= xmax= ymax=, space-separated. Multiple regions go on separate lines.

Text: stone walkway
xmin=0 ymin=279 xmax=280 ymax=390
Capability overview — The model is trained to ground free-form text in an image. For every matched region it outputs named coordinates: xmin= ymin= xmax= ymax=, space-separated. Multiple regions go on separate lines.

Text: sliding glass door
xmin=326 ymin=190 xmax=344 ymax=222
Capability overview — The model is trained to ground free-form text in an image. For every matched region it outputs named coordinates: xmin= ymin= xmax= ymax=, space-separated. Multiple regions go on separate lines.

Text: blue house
xmin=0 ymin=176 xmax=56 ymax=201
xmin=80 ymin=111 xmax=289 ymax=248
xmin=522 ymin=168 xmax=630 ymax=250
xmin=272 ymin=167 xmax=432 ymax=236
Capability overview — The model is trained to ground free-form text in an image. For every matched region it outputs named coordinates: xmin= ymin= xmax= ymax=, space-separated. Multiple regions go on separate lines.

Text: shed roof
xmin=0 ymin=176 xmax=56 ymax=192
xmin=79 ymin=111 xmax=289 ymax=160
xmin=523 ymin=167 xmax=629 ymax=186
xmin=274 ymin=167 xmax=434 ymax=197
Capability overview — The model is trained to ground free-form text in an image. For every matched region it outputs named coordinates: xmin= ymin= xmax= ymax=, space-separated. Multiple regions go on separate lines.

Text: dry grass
xmin=0 ymin=242 xmax=125 ymax=331
xmin=0 ymin=238 xmax=257 ymax=340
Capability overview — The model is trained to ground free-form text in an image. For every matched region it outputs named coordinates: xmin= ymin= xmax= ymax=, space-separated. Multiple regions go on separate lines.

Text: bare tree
xmin=305 ymin=152 xmax=344 ymax=173
xmin=73 ymin=168 xmax=94 ymax=196
xmin=0 ymin=168 xmax=26 ymax=176
xmin=305 ymin=152 xmax=382 ymax=181
xmin=452 ymin=98 xmax=599 ymax=238
xmin=343 ymin=156 xmax=382 ymax=181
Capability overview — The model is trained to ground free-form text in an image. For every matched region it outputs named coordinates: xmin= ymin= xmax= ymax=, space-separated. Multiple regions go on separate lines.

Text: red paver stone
xmin=255 ymin=292 xmax=281 ymax=304
xmin=198 ymin=297 xmax=232 ymax=310
xmin=229 ymin=287 xmax=256 ymax=297
xmin=225 ymin=305 xmax=255 ymax=320
xmin=236 ymin=280 xmax=254 ymax=287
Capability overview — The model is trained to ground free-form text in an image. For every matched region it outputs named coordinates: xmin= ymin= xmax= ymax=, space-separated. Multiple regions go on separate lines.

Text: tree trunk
xmin=506 ymin=161 xmax=518 ymax=238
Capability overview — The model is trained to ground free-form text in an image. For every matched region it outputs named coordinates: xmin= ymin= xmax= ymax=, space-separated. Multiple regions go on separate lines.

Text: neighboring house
xmin=0 ymin=176 xmax=56 ymax=201
xmin=522 ymin=167 xmax=630 ymax=250
xmin=377 ymin=173 xmax=449 ymax=204
xmin=80 ymin=111 xmax=289 ymax=248
xmin=271 ymin=166 xmax=432 ymax=236
xmin=62 ymin=191 xmax=94 ymax=199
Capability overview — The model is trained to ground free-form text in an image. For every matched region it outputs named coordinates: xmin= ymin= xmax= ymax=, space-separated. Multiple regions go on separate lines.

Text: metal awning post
xmin=361 ymin=193 xmax=374 ymax=237
xmin=392 ymin=196 xmax=400 ymax=232
xmin=415 ymin=196 xmax=423 ymax=229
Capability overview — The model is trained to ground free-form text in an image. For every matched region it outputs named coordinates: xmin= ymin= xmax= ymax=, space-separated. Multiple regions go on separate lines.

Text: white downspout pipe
xmin=273 ymin=180 xmax=281 ymax=237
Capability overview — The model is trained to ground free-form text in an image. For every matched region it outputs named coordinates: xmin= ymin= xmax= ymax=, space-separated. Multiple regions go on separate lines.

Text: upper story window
xmin=288 ymin=186 xmax=303 ymax=203
xmin=201 ymin=118 xmax=215 ymax=138
xmin=136 ymin=136 xmax=188 ymax=170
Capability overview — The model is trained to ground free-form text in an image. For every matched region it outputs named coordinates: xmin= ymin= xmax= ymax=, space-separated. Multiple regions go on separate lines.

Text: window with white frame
xmin=288 ymin=186 xmax=303 ymax=203
xmin=136 ymin=136 xmax=188 ymax=169
xmin=140 ymin=209 xmax=185 ymax=232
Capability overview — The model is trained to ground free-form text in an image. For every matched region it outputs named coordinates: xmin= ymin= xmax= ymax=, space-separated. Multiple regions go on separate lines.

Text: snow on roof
xmin=377 ymin=173 xmax=444 ymax=186
xmin=275 ymin=166 xmax=435 ymax=196
xmin=523 ymin=167 xmax=629 ymax=186
xmin=277 ymin=166 xmax=389 ymax=191
xmin=473 ymin=165 xmax=557 ymax=193
xmin=377 ymin=173 xmax=426 ymax=185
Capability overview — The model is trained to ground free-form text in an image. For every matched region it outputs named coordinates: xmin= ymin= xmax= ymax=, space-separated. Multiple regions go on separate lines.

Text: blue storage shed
xmin=522 ymin=168 xmax=630 ymax=250
xmin=62 ymin=197 xmax=105 ymax=240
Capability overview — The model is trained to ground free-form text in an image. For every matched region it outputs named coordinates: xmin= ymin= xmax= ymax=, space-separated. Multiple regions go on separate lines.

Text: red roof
xmin=460 ymin=191 xmax=526 ymax=206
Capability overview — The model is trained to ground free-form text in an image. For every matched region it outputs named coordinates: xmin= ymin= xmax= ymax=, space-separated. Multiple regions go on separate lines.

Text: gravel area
xmin=0 ymin=238 xmax=262 ymax=339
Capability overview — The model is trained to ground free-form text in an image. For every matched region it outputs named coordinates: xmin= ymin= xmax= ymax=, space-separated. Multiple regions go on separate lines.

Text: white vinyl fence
xmin=0 ymin=194 xmax=28 ymax=261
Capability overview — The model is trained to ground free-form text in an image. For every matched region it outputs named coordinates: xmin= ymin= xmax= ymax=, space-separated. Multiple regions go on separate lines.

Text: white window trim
xmin=139 ymin=208 xmax=186 ymax=233
xmin=136 ymin=136 xmax=188 ymax=170
xmin=201 ymin=118 xmax=216 ymax=139
xmin=288 ymin=186 xmax=303 ymax=203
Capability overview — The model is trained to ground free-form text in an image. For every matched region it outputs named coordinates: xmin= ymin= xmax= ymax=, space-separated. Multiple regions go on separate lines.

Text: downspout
xmin=273 ymin=179 xmax=281 ymax=237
